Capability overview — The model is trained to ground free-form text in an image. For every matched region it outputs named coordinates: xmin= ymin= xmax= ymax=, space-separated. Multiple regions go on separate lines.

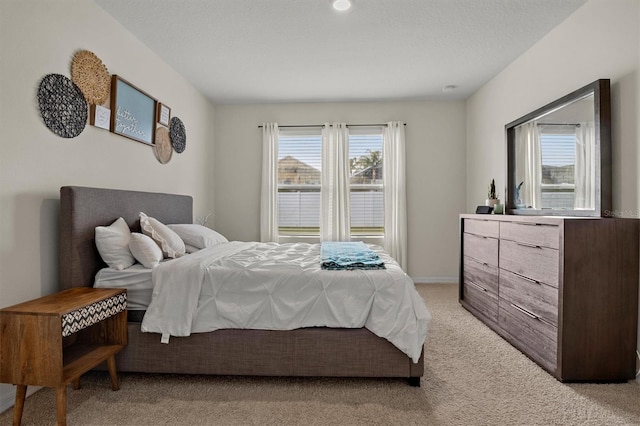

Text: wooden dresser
xmin=459 ymin=214 xmax=639 ymax=382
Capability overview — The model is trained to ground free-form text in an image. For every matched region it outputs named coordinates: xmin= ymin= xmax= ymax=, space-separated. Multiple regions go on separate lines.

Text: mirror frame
xmin=505 ymin=79 xmax=611 ymax=217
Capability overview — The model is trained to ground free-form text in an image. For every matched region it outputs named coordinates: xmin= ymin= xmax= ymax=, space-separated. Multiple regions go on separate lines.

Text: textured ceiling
xmin=94 ymin=0 xmax=587 ymax=104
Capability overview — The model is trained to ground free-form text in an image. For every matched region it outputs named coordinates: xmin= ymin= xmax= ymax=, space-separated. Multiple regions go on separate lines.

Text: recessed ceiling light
xmin=332 ymin=0 xmax=352 ymax=12
xmin=442 ymin=85 xmax=458 ymax=92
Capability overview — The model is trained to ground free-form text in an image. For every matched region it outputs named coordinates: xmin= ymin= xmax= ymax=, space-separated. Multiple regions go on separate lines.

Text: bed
xmin=59 ymin=186 xmax=427 ymax=385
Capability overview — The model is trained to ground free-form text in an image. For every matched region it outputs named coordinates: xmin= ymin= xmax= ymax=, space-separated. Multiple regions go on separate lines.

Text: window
xmin=349 ymin=130 xmax=383 ymax=236
xmin=539 ymin=127 xmax=576 ymax=209
xmin=277 ymin=127 xmax=384 ymax=237
xmin=277 ymin=130 xmax=322 ymax=235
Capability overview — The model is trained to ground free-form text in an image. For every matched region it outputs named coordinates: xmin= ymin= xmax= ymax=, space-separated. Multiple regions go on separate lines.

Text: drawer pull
xmin=469 ymin=281 xmax=487 ymax=292
xmin=468 ymin=257 xmax=491 ymax=267
xmin=468 ymin=233 xmax=492 ymax=240
xmin=510 ymin=303 xmax=539 ymax=320
xmin=516 ymin=241 xmax=541 ymax=249
xmin=516 ymin=273 xmax=541 ymax=285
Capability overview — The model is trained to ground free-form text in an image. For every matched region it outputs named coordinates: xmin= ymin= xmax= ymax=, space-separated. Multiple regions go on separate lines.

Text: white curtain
xmin=574 ymin=122 xmax=595 ymax=210
xmin=320 ymin=123 xmax=351 ymax=241
xmin=260 ymin=123 xmax=279 ymax=242
xmin=515 ymin=122 xmax=541 ymax=209
xmin=383 ymin=121 xmax=408 ymax=271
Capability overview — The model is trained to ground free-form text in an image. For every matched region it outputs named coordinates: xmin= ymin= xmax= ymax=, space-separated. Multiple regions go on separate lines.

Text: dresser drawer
xmin=464 ymin=218 xmax=499 ymax=238
xmin=498 ymin=298 xmax=557 ymax=373
xmin=463 ymin=256 xmax=498 ymax=295
xmin=499 ymin=221 xmax=559 ymax=249
xmin=499 ymin=239 xmax=559 ymax=287
xmin=463 ymin=233 xmax=498 ymax=267
xmin=463 ymin=281 xmax=498 ymax=323
xmin=499 ymin=269 xmax=558 ymax=327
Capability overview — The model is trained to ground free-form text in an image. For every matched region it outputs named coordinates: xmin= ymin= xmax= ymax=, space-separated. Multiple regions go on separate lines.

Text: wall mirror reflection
xmin=506 ymin=79 xmax=611 ymax=216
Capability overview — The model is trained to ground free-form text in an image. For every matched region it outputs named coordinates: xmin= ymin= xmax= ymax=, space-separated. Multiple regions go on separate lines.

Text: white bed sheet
xmin=94 ymin=264 xmax=154 ymax=310
xmin=141 ymin=241 xmax=431 ymax=362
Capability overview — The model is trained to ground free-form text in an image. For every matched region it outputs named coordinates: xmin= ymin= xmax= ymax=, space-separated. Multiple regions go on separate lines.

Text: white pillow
xmin=167 ymin=224 xmax=228 ymax=249
xmin=139 ymin=212 xmax=186 ymax=258
xmin=184 ymin=244 xmax=201 ymax=254
xmin=129 ymin=233 xmax=164 ymax=268
xmin=95 ymin=217 xmax=135 ymax=270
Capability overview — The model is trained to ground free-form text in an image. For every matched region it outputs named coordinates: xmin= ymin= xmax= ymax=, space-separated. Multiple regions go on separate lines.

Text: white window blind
xmin=278 ymin=130 xmax=322 ymax=235
xmin=539 ymin=126 xmax=576 ymax=208
xmin=349 ymin=130 xmax=383 ymax=236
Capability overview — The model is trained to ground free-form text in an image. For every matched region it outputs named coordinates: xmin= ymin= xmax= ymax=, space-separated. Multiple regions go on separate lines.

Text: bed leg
xmin=407 ymin=377 xmax=421 ymax=387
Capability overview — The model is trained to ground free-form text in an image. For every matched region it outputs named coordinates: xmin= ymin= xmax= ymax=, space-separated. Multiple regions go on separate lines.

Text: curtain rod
xmin=257 ymin=123 xmax=406 ymax=128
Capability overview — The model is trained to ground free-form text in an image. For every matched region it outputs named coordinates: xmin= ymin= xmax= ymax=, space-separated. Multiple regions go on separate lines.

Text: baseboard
xmin=0 ymin=385 xmax=41 ymax=415
xmin=411 ymin=276 xmax=458 ymax=284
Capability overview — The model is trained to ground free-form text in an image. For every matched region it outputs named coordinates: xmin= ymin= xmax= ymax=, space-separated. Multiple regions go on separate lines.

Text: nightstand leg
xmin=56 ymin=385 xmax=67 ymax=426
xmin=72 ymin=378 xmax=81 ymax=390
xmin=106 ymin=355 xmax=120 ymax=391
xmin=12 ymin=385 xmax=27 ymax=426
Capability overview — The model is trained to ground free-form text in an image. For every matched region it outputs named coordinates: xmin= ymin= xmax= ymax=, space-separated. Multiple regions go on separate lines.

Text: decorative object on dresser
xmin=475 ymin=205 xmax=493 ymax=214
xmin=0 ymin=288 xmax=127 ymax=426
xmin=459 ymin=214 xmax=639 ymax=382
xmin=485 ymin=178 xmax=500 ymax=208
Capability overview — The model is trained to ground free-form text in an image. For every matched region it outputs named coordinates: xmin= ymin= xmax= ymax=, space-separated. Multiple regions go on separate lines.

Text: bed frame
xmin=59 ymin=186 xmax=423 ymax=385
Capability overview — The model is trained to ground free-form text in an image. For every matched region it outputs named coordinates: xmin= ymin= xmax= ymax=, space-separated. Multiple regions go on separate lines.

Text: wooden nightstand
xmin=0 ymin=288 xmax=127 ymax=426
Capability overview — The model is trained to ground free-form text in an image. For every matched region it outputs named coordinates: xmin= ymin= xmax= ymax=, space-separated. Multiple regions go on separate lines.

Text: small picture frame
xmin=157 ymin=103 xmax=171 ymax=127
xmin=90 ymin=105 xmax=111 ymax=130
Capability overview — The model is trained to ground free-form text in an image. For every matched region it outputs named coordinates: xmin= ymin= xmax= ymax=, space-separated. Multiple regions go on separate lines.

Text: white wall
xmin=465 ymin=0 xmax=640 ymax=381
xmin=0 ymin=0 xmax=216 ymax=408
xmin=214 ymin=101 xmax=466 ymax=282
xmin=637 ymin=0 xmax=640 ymax=384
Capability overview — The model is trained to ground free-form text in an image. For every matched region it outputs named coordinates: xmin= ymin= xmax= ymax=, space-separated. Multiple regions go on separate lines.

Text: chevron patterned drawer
xmin=61 ymin=293 xmax=127 ymax=337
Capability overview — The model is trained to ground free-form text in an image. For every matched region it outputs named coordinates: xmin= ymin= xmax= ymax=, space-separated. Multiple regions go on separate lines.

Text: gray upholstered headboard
xmin=59 ymin=186 xmax=193 ymax=289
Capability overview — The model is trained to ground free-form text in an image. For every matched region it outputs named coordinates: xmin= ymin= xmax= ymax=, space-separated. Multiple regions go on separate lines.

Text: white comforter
xmin=141 ymin=242 xmax=430 ymax=362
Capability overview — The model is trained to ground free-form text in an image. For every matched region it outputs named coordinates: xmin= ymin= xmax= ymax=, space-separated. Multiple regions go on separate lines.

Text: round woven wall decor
xmin=71 ymin=50 xmax=110 ymax=105
xmin=169 ymin=116 xmax=186 ymax=153
xmin=37 ymin=73 xmax=87 ymax=138
xmin=154 ymin=126 xmax=173 ymax=164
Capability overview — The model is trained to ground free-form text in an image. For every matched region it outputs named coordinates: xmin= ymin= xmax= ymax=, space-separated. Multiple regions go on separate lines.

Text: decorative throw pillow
xmin=129 ymin=233 xmax=164 ymax=268
xmin=167 ymin=224 xmax=229 ymax=249
xmin=139 ymin=212 xmax=186 ymax=258
xmin=95 ymin=217 xmax=135 ymax=270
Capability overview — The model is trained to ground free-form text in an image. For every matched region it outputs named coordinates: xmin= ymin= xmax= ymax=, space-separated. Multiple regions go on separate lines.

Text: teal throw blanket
xmin=320 ymin=241 xmax=386 ymax=270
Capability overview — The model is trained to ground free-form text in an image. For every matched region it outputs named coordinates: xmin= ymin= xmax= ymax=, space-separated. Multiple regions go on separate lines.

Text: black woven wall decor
xmin=37 ymin=73 xmax=88 ymax=138
xmin=169 ymin=116 xmax=186 ymax=153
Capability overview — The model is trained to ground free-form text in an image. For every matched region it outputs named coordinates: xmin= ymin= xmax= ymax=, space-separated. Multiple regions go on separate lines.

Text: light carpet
xmin=2 ymin=283 xmax=639 ymax=425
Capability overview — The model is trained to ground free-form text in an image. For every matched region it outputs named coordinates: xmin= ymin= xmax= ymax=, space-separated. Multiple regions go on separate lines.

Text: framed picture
xmin=110 ymin=75 xmax=157 ymax=145
xmin=90 ymin=105 xmax=111 ymax=130
xmin=157 ymin=102 xmax=171 ymax=127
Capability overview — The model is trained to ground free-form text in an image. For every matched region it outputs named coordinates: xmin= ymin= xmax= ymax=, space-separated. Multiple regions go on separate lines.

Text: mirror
xmin=506 ymin=79 xmax=611 ymax=216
